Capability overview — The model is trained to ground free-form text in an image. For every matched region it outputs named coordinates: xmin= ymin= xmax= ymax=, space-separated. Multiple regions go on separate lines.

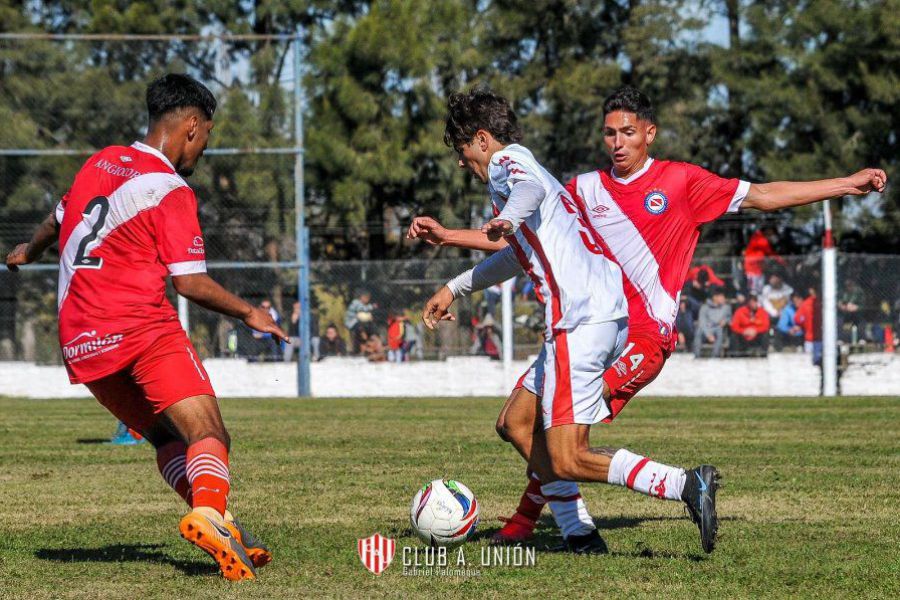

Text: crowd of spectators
xmin=213 ymin=228 xmax=896 ymax=364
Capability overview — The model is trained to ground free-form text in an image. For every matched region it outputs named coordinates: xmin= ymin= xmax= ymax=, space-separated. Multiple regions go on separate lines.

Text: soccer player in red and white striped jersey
xmin=6 ymin=74 xmax=287 ymax=580
xmin=408 ymin=87 xmax=886 ymax=553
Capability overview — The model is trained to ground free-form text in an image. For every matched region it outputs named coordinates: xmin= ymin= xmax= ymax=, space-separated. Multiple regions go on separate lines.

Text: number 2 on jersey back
xmin=73 ymin=196 xmax=110 ymax=270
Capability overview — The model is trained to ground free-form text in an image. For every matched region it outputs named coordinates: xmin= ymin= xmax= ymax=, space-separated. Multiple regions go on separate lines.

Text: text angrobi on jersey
xmin=55 ymin=142 xmax=207 ymax=383
xmin=567 ymin=158 xmax=749 ymax=351
xmin=487 ymin=144 xmax=627 ymax=339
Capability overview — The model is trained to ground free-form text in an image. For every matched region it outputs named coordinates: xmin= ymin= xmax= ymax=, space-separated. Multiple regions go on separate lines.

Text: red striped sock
xmin=513 ymin=472 xmax=546 ymax=525
xmin=185 ymin=437 xmax=230 ymax=517
xmin=540 ymin=480 xmax=595 ymax=538
xmin=156 ymin=441 xmax=191 ymax=506
xmin=607 ymin=449 xmax=686 ymax=500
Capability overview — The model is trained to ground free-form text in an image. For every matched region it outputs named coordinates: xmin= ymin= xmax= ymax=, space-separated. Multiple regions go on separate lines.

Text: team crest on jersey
xmin=644 ymin=190 xmax=668 ymax=215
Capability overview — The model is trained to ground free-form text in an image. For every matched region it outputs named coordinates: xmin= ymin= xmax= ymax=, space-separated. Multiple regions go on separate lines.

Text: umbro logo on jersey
xmin=591 ymin=204 xmax=610 ymax=217
xmin=119 ymin=155 xmax=133 ymax=163
xmin=644 ymin=190 xmax=669 ymax=215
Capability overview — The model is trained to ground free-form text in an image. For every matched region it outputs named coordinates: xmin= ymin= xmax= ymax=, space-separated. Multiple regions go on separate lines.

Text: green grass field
xmin=0 ymin=395 xmax=898 ymax=599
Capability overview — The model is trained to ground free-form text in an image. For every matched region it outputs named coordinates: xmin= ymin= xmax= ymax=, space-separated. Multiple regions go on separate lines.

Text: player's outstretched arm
xmin=173 ymin=273 xmax=289 ymax=342
xmin=742 ymin=168 xmax=887 ymax=212
xmin=406 ymin=216 xmax=507 ymax=252
xmin=5 ymin=211 xmax=60 ymax=272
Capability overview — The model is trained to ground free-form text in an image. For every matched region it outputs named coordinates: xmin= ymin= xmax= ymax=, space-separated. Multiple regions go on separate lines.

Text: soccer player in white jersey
xmin=423 ymin=88 xmax=634 ymax=553
xmin=411 ymin=86 xmax=887 ymax=554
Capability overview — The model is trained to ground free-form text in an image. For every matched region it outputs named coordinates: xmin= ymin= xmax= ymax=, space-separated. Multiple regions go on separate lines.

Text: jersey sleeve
xmin=151 ymin=187 xmax=207 ymax=276
xmin=488 ymin=149 xmax=544 ymax=196
xmin=682 ymin=162 xmax=751 ymax=224
xmin=55 ymin=190 xmax=69 ymax=224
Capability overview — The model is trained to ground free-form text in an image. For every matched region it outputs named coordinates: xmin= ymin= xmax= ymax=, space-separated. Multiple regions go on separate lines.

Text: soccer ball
xmin=409 ymin=479 xmax=479 ymax=546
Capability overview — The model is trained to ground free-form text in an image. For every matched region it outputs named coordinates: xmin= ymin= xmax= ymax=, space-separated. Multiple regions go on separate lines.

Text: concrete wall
xmin=1 ymin=353 xmax=898 ymax=399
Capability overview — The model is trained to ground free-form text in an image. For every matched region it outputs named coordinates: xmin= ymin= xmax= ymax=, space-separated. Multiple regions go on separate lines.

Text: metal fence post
xmin=822 ymin=200 xmax=838 ymax=396
xmin=294 ymin=29 xmax=311 ymax=397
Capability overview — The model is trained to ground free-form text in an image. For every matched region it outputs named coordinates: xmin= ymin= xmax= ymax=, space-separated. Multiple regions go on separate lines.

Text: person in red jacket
xmin=794 ymin=287 xmax=823 ymax=364
xmin=730 ymin=293 xmax=771 ymax=356
xmin=744 ymin=228 xmax=786 ymax=294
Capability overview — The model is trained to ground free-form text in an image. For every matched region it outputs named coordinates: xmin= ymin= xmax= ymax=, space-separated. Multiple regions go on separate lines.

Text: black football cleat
xmin=558 ymin=529 xmax=609 ymax=555
xmin=681 ymin=465 xmax=720 ymax=554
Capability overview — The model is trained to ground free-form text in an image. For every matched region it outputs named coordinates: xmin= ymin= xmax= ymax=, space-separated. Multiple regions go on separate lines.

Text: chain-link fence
xmin=2 ymin=254 xmax=898 ymax=368
xmin=0 ymin=34 xmax=301 ymax=265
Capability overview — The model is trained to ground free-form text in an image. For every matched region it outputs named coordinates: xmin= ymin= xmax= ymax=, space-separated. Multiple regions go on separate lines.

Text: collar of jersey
xmin=131 ymin=141 xmax=177 ymax=172
xmin=610 ymin=157 xmax=654 ymax=185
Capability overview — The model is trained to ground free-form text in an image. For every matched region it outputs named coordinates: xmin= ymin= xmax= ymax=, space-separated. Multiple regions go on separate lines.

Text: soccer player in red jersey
xmin=6 ymin=74 xmax=288 ymax=580
xmin=408 ymin=86 xmax=886 ymax=553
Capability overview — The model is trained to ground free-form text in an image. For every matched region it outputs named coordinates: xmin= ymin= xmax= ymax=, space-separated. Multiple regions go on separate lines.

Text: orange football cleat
xmin=223 ymin=513 xmax=272 ymax=568
xmin=179 ymin=508 xmax=257 ymax=581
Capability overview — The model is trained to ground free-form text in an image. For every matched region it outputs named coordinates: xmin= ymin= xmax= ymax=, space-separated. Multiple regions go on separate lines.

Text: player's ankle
xmin=193 ymin=505 xmax=226 ymax=522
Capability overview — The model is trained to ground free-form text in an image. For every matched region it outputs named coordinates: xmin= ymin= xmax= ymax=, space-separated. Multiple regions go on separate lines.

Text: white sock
xmin=540 ymin=480 xmax=595 ymax=538
xmin=607 ymin=449 xmax=686 ymax=501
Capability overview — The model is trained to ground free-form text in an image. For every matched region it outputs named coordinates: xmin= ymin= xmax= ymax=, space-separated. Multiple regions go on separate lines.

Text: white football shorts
xmin=518 ymin=318 xmax=628 ymax=430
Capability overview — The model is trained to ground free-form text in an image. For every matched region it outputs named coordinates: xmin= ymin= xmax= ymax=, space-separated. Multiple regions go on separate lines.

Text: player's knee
xmin=185 ymin=427 xmax=230 ymax=450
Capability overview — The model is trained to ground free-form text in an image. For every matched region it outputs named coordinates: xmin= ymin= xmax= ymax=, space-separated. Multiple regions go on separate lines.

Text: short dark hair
xmin=147 ymin=74 xmax=217 ymax=124
xmin=443 ymin=88 xmax=523 ymax=149
xmin=602 ymin=86 xmax=655 ymax=124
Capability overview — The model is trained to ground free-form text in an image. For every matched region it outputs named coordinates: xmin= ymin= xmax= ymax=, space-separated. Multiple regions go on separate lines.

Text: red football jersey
xmin=55 ymin=142 xmax=207 ymax=383
xmin=567 ymin=158 xmax=749 ymax=351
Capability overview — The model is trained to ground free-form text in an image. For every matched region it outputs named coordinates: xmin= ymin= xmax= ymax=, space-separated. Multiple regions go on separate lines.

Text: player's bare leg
xmin=146 ymin=413 xmax=272 ymax=568
xmin=162 ymin=395 xmax=258 ymax=580
xmin=543 ymin=423 xmax=721 ymax=553
xmin=493 ymin=389 xmax=601 ymax=549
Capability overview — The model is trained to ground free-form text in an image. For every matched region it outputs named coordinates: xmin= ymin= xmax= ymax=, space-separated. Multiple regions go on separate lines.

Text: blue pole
xmin=294 ymin=29 xmax=311 ymax=397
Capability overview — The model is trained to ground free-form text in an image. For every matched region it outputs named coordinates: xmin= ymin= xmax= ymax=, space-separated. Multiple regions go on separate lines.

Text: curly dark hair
xmin=602 ymin=86 xmax=655 ymax=124
xmin=443 ymin=88 xmax=523 ymax=149
xmin=147 ymin=73 xmax=217 ymax=125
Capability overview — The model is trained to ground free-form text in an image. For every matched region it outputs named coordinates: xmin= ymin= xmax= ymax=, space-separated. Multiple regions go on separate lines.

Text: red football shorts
xmin=85 ymin=328 xmax=215 ymax=433
xmin=600 ymin=334 xmax=668 ymax=422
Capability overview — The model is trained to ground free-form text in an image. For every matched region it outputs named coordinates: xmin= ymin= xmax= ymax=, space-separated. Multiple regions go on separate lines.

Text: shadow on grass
xmin=35 ymin=543 xmax=213 ymax=576
xmin=75 ymin=438 xmax=109 ymax=444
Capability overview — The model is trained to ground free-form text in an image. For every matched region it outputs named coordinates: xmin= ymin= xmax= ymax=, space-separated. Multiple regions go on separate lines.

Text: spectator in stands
xmin=743 ymin=227 xmax=786 ymax=294
xmin=283 ymin=301 xmax=321 ymax=362
xmin=685 ymin=264 xmax=724 ymax=304
xmin=247 ymin=299 xmax=281 ymax=360
xmin=730 ymin=292 xmax=771 ymax=356
xmin=775 ymin=292 xmax=805 ymax=351
xmin=318 ymin=323 xmax=347 ymax=360
xmin=387 ymin=313 xmax=409 ymax=363
xmin=795 ymin=287 xmax=822 ymax=361
xmin=363 ymin=333 xmax=387 ymax=362
xmin=838 ymin=279 xmax=864 ymax=331
xmin=476 ymin=314 xmax=502 ymax=360
xmin=344 ymin=289 xmax=377 ymax=354
xmin=761 ymin=272 xmax=793 ymax=319
xmin=693 ymin=287 xmax=731 ymax=358
xmin=675 ymin=297 xmax=696 ymax=350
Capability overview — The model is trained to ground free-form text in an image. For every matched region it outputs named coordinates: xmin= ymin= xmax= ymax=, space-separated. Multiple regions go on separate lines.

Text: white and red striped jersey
xmin=567 ymin=158 xmax=749 ymax=351
xmin=55 ymin=141 xmax=207 ymax=383
xmin=488 ymin=144 xmax=627 ymax=338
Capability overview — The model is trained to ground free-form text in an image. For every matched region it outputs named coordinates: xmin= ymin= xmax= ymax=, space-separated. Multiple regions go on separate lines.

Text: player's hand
xmin=243 ymin=306 xmax=290 ymax=343
xmin=407 ymin=216 xmax=449 ymax=246
xmin=482 ymin=219 xmax=513 ymax=241
xmin=5 ymin=243 xmax=32 ymax=272
xmin=845 ymin=168 xmax=887 ymax=195
xmin=422 ymin=286 xmax=456 ymax=330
